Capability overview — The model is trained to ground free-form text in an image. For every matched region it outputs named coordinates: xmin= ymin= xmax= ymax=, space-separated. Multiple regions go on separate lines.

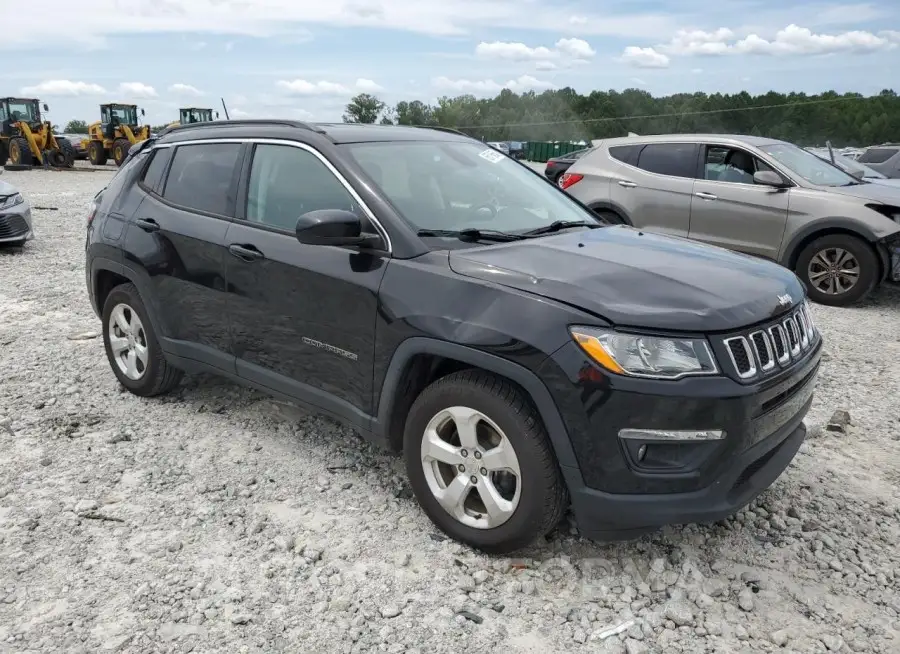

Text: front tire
xmin=112 ymin=138 xmax=131 ymax=167
xmin=8 ymin=137 xmax=32 ymax=166
xmin=404 ymin=370 xmax=568 ymax=554
xmin=101 ymin=283 xmax=183 ymax=396
xmin=88 ymin=141 xmax=108 ymax=166
xmin=795 ymin=234 xmax=878 ymax=306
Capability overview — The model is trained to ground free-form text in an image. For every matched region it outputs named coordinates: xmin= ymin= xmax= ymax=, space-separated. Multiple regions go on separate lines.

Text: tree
xmin=343 ymin=93 xmax=386 ymax=124
xmin=64 ymin=119 xmax=89 ymax=134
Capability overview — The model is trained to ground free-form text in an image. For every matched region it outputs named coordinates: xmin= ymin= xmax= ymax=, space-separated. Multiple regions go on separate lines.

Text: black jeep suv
xmin=85 ymin=120 xmax=822 ymax=553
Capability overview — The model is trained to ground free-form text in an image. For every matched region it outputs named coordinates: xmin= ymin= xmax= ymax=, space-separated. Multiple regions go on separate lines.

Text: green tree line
xmin=342 ymin=88 xmax=900 ymax=147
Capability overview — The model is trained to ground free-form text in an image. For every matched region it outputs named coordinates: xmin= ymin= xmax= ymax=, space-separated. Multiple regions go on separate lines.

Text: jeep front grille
xmin=722 ymin=303 xmax=817 ymax=381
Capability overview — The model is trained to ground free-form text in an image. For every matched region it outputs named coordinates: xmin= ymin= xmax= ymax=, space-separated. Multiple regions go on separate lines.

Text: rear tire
xmin=112 ymin=138 xmax=131 ymax=167
xmin=795 ymin=234 xmax=878 ymax=306
xmin=89 ymin=141 xmax=108 ymax=166
xmin=57 ymin=139 xmax=77 ymax=168
xmin=8 ymin=137 xmax=32 ymax=166
xmin=101 ymin=283 xmax=183 ymax=397
xmin=403 ymin=370 xmax=568 ymax=554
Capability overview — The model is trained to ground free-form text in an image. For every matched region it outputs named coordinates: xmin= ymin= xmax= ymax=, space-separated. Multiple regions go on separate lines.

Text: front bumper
xmin=539 ymin=337 xmax=821 ymax=540
xmin=0 ymin=204 xmax=34 ymax=243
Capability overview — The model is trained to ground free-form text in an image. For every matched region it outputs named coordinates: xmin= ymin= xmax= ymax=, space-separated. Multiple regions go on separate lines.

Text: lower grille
xmin=0 ymin=214 xmax=29 ymax=239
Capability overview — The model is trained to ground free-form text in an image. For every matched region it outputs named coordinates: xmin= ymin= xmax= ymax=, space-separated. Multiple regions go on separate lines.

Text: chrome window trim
xmin=151 ymin=137 xmax=393 ymax=253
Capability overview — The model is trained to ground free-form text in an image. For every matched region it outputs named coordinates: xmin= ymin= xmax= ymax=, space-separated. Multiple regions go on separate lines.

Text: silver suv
xmin=562 ymin=134 xmax=900 ymax=306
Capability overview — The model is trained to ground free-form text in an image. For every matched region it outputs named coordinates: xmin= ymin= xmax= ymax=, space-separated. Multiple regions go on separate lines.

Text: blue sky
xmin=4 ymin=0 xmax=898 ymax=127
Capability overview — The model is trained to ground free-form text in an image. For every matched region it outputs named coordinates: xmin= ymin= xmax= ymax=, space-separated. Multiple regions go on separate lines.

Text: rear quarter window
xmin=858 ymin=148 xmax=898 ymax=164
xmin=607 ymin=144 xmax=641 ymax=167
xmin=140 ymin=148 xmax=172 ymax=195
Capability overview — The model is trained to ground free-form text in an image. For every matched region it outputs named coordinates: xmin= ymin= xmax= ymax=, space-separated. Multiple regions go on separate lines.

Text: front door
xmin=223 ymin=141 xmax=389 ymax=419
xmin=689 ymin=145 xmax=790 ymax=260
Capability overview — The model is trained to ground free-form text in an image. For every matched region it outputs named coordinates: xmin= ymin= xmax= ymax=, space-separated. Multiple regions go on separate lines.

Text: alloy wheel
xmin=807 ymin=247 xmax=860 ymax=295
xmin=108 ymin=303 xmax=149 ymax=380
xmin=420 ymin=406 xmax=522 ymax=529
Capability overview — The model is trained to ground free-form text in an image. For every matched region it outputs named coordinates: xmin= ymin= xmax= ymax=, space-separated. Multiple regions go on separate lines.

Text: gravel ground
xmin=1 ymin=167 xmax=899 ymax=654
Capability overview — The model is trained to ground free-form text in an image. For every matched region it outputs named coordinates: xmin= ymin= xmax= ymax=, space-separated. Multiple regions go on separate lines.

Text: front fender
xmin=778 ymin=216 xmax=900 ymax=268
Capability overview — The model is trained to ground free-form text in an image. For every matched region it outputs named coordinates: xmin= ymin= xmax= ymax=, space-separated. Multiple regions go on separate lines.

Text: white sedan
xmin=0 ymin=176 xmax=34 ymax=246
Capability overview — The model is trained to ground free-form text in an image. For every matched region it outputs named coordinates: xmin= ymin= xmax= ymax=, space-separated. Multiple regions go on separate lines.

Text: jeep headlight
xmin=570 ymin=327 xmax=718 ymax=379
xmin=0 ymin=193 xmax=24 ymax=210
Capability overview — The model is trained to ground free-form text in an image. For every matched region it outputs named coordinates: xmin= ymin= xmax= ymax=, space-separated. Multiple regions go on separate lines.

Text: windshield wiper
xmin=522 ymin=220 xmax=602 ymax=236
xmin=416 ymin=228 xmax=531 ymax=242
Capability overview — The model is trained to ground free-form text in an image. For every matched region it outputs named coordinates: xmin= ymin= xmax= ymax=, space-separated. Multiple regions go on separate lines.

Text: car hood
xmin=448 ymin=226 xmax=805 ymax=332
xmin=868 ymin=178 xmax=900 ymax=188
xmin=819 ymin=181 xmax=900 ymax=204
xmin=0 ymin=179 xmax=20 ymax=196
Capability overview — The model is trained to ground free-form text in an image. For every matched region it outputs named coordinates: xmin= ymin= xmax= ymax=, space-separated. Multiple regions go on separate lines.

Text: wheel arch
xmin=375 ymin=337 xmax=580 ymax=472
xmin=780 ymin=219 xmax=887 ymax=280
xmin=585 ymin=200 xmax=632 ymax=226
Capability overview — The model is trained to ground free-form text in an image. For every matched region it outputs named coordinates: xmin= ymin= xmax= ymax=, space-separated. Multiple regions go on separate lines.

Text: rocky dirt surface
xmin=1 ymin=167 xmax=899 ymax=654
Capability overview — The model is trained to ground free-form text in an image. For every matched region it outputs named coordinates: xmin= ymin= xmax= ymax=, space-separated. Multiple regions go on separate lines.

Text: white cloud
xmin=2 ymin=0 xmax=679 ymax=49
xmin=618 ymin=46 xmax=670 ymax=68
xmin=119 ymin=82 xmax=157 ymax=98
xmin=354 ymin=78 xmax=384 ymax=92
xmin=535 ymin=61 xmax=557 ymax=71
xmin=475 ymin=37 xmax=596 ymax=66
xmin=20 ymin=79 xmax=106 ymax=96
xmin=644 ymin=24 xmax=900 ymax=60
xmin=631 ymin=78 xmax=647 ymax=86
xmin=432 ymin=74 xmax=555 ymax=95
xmin=276 ymin=78 xmax=384 ymax=96
xmin=168 ymin=83 xmax=203 ymax=96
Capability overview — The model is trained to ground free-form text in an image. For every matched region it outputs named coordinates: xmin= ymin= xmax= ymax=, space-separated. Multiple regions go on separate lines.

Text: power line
xmin=446 ymin=94 xmax=873 ymax=130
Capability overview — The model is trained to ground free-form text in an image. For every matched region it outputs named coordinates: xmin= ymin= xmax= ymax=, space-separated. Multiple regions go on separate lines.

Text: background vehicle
xmin=84 ymin=103 xmax=150 ymax=167
xmin=86 ymin=120 xmax=821 ymax=553
xmin=487 ymin=141 xmax=510 ymax=156
xmin=808 ymin=148 xmax=900 ymax=187
xmin=507 ymin=141 xmax=526 ymax=159
xmin=56 ymin=133 xmax=89 ymax=160
xmin=0 ymin=97 xmax=76 ymax=167
xmin=543 ymin=147 xmax=593 ymax=185
xmin=0 ymin=174 xmax=33 ymax=246
xmin=562 ymin=134 xmax=900 ymax=306
xmin=167 ymin=107 xmax=219 ymax=128
xmin=858 ymin=144 xmax=900 ymax=178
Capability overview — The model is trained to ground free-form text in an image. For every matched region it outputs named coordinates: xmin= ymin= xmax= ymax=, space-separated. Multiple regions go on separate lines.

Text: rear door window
xmin=636 ymin=143 xmax=699 ymax=178
xmin=162 ymin=143 xmax=242 ymax=216
xmin=858 ymin=148 xmax=898 ymax=164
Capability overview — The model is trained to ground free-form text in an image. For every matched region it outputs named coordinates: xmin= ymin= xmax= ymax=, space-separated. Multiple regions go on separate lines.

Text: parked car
xmin=544 ymin=147 xmax=593 ymax=185
xmin=858 ymin=144 xmax=900 ymax=178
xmin=562 ymin=134 xmax=900 ymax=307
xmin=507 ymin=141 xmax=526 ymax=160
xmin=808 ymin=149 xmax=900 ymax=187
xmin=0 ymin=172 xmax=33 ymax=247
xmin=86 ymin=121 xmax=822 ymax=553
xmin=487 ymin=141 xmax=510 ymax=156
xmin=56 ymin=133 xmax=88 ymax=160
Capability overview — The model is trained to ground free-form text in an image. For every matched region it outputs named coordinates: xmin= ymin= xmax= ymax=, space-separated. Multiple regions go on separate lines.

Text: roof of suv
xmin=599 ymin=133 xmax=789 ymax=148
xmin=155 ymin=119 xmax=473 ymax=145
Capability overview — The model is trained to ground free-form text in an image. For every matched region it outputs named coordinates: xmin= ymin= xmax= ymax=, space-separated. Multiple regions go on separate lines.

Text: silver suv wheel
xmin=420 ymin=405 xmax=522 ymax=529
xmin=807 ymin=247 xmax=860 ymax=295
xmin=108 ymin=303 xmax=149 ymax=380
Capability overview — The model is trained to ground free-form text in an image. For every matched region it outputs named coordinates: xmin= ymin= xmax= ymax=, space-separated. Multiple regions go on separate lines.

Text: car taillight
xmin=559 ymin=173 xmax=583 ymax=190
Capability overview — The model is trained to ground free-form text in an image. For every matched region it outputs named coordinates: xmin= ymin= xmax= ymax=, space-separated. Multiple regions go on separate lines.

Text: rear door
xmin=122 ymin=141 xmax=243 ymax=370
xmin=689 ymin=144 xmax=790 ymax=260
xmin=609 ymin=142 xmax=698 ymax=237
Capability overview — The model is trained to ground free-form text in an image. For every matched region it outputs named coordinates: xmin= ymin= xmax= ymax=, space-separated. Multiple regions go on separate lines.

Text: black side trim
xmin=375 ymin=337 xmax=580 ymax=470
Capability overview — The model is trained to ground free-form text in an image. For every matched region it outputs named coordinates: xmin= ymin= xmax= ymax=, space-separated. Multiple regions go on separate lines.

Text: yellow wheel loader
xmin=0 ymin=97 xmax=76 ymax=168
xmin=84 ymin=103 xmax=151 ymax=167
xmin=171 ymin=107 xmax=218 ymax=127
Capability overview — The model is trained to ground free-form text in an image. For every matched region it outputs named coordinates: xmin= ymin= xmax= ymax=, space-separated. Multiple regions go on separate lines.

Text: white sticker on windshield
xmin=479 ymin=148 xmax=505 ymax=163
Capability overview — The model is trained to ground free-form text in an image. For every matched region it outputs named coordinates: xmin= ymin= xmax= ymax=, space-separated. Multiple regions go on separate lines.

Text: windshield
xmin=760 ymin=142 xmax=859 ymax=186
xmin=6 ymin=100 xmax=38 ymax=122
xmin=835 ymin=154 xmax=886 ymax=179
xmin=343 ymin=140 xmax=601 ymax=236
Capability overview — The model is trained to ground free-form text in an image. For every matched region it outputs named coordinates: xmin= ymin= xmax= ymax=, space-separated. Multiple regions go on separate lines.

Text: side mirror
xmin=753 ymin=170 xmax=790 ymax=188
xmin=215 ymin=111 xmax=220 ymax=119
xmin=141 ymin=108 xmax=146 ymax=116
xmin=295 ymin=209 xmax=380 ymax=248
xmin=43 ymin=103 xmax=49 ymax=112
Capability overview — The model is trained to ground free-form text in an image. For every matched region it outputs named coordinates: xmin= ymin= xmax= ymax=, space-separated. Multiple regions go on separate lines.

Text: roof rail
xmin=162 ymin=119 xmax=326 ymax=134
xmin=415 ymin=125 xmax=471 ymax=138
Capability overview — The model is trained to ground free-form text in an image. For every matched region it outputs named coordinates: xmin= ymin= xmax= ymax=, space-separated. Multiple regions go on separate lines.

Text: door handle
xmin=695 ymin=192 xmax=718 ymax=200
xmin=228 ymin=243 xmax=265 ymax=262
xmin=618 ymin=180 xmax=637 ymax=188
xmin=135 ymin=218 xmax=160 ymax=232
